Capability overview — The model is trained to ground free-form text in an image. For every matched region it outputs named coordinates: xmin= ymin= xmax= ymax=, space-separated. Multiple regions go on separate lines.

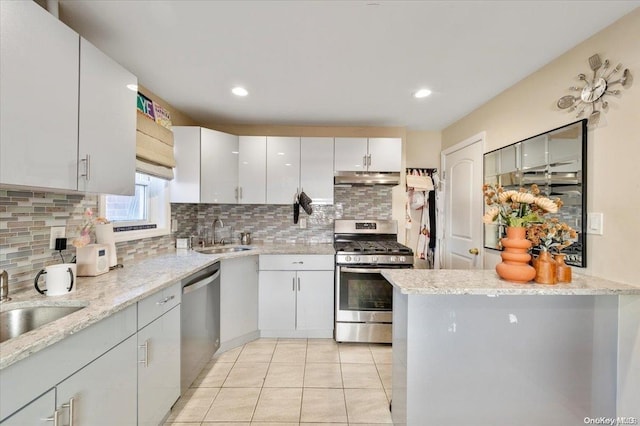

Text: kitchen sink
xmin=197 ymin=246 xmax=252 ymax=255
xmin=0 ymin=304 xmax=86 ymax=343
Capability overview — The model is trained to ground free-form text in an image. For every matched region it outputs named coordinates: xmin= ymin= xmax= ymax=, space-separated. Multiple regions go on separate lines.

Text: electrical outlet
xmin=299 ymin=218 xmax=307 ymax=229
xmin=49 ymin=226 xmax=66 ymax=249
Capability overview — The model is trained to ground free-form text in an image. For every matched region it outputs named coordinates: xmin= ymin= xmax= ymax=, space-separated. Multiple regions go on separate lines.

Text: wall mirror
xmin=483 ymin=119 xmax=587 ymax=267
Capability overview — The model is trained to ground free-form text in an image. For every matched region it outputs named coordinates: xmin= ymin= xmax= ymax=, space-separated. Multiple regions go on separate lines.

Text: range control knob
xmin=390 ymin=256 xmax=397 ymax=262
xmin=371 ymin=256 xmax=378 ymax=263
xmin=354 ymin=256 xmax=361 ymax=263
xmin=345 ymin=255 xmax=352 ymax=262
xmin=399 ymin=256 xmax=406 ymax=263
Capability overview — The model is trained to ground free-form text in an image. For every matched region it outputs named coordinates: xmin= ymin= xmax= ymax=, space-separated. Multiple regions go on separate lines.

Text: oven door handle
xmin=340 ymin=267 xmax=383 ymax=274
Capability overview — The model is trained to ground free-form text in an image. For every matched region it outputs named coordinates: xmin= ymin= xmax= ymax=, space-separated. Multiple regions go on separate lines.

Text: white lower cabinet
xmin=220 ymin=256 xmax=260 ymax=350
xmin=138 ymin=305 xmax=181 ymax=426
xmin=56 ymin=335 xmax=138 ymax=425
xmin=0 ymin=390 xmax=55 ymax=426
xmin=259 ymin=255 xmax=334 ymax=338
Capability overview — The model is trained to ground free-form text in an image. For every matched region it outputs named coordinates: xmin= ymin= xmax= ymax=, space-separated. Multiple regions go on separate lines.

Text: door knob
xmin=468 ymin=248 xmax=479 ymax=255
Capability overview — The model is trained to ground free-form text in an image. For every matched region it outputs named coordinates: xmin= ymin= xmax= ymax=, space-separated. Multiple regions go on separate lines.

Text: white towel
xmin=406 ymin=174 xmax=434 ymax=191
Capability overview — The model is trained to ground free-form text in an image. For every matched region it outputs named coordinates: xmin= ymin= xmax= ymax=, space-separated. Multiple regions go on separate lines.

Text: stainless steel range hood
xmin=334 ymin=171 xmax=400 ymax=186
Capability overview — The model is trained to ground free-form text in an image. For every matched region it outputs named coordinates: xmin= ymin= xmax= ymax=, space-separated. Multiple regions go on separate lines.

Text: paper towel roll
xmin=95 ymin=223 xmax=117 ymax=267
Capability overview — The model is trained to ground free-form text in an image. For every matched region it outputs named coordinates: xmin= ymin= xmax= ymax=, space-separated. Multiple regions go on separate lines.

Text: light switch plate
xmin=49 ymin=226 xmax=66 ymax=249
xmin=587 ymin=212 xmax=604 ymax=235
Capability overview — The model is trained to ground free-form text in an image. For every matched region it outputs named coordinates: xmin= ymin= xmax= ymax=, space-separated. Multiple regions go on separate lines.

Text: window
xmin=99 ymin=173 xmax=171 ymax=242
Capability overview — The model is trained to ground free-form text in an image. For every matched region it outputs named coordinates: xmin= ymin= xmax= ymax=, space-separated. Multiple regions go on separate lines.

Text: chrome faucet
xmin=1 ymin=269 xmax=10 ymax=303
xmin=213 ymin=218 xmax=224 ymax=245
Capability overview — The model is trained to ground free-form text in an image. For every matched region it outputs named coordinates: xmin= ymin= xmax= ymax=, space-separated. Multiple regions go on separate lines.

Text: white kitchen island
xmin=382 ymin=269 xmax=640 ymax=426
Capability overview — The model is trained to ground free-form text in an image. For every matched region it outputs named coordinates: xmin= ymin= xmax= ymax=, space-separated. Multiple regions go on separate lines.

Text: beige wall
xmin=138 ymin=84 xmax=198 ymax=127
xmin=442 ymin=8 xmax=640 ymax=285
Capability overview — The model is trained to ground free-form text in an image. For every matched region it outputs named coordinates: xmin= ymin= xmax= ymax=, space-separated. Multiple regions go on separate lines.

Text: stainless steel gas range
xmin=334 ymin=219 xmax=413 ymax=343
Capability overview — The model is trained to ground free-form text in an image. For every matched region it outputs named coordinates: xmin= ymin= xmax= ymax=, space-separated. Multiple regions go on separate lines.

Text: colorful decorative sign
xmin=137 ymin=92 xmax=155 ymax=120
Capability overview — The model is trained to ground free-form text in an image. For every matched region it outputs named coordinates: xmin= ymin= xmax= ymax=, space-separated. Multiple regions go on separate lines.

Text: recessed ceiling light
xmin=232 ymin=86 xmax=249 ymax=97
xmin=126 ymin=83 xmax=138 ymax=92
xmin=413 ymin=89 xmax=432 ymax=99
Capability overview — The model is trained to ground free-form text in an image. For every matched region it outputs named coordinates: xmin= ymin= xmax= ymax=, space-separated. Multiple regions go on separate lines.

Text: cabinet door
xmin=296 ymin=271 xmax=335 ymax=331
xmin=267 ymin=137 xmax=300 ymax=204
xmin=56 ymin=335 xmax=137 ymax=426
xmin=138 ymin=306 xmax=181 ymax=426
xmin=259 ymin=271 xmax=296 ymax=331
xmin=301 ymin=137 xmax=334 ymax=204
xmin=0 ymin=1 xmax=79 ymax=190
xmin=367 ymin=138 xmax=402 ymax=172
xmin=238 ymin=136 xmax=267 ymax=204
xmin=78 ymin=38 xmax=137 ymax=195
xmin=334 ymin=137 xmax=368 ymax=172
xmin=221 ymin=256 xmax=259 ymax=343
xmin=0 ymin=389 xmax=54 ymax=426
xmin=170 ymin=127 xmax=201 ymax=203
xmin=201 ymin=128 xmax=239 ymax=203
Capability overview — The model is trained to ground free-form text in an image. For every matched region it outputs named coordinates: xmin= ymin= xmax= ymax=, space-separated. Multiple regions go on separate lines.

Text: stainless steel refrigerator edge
xmin=180 ymin=262 xmax=220 ymax=393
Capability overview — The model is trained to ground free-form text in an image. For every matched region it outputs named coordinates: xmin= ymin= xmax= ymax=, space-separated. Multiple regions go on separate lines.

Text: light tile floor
xmin=165 ymin=338 xmax=393 ymax=425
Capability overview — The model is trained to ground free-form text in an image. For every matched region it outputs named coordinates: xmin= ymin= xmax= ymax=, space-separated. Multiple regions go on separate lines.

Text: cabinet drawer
xmin=259 ymin=255 xmax=334 ymax=271
xmin=138 ymin=283 xmax=181 ymax=329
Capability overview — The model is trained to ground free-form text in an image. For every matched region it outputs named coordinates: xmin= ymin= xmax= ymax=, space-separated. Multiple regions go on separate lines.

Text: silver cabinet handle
xmin=367 ymin=154 xmax=371 ymax=166
xmin=235 ymin=187 xmax=239 ymax=200
xmin=44 ymin=410 xmax=60 ymax=426
xmin=297 ymin=277 xmax=300 ymax=291
xmin=292 ymin=261 xmax=304 ymax=264
xmin=363 ymin=155 xmax=367 ymax=168
xmin=239 ymin=187 xmax=243 ymax=200
xmin=61 ymin=397 xmax=75 ymax=426
xmin=80 ymin=154 xmax=91 ymax=181
xmin=139 ymin=340 xmax=149 ymax=367
xmin=156 ymin=294 xmax=175 ymax=305
xmin=292 ymin=277 xmax=295 ymax=291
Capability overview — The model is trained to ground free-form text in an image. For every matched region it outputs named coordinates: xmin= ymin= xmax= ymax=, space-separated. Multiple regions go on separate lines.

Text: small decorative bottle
xmin=534 ymin=250 xmax=557 ymax=284
xmin=554 ymin=253 xmax=572 ymax=283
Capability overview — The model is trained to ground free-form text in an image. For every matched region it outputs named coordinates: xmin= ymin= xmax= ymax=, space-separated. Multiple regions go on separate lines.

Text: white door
xmin=296 ymin=271 xmax=334 ymax=331
xmin=78 ymin=38 xmax=137 ymax=195
xmin=300 ymin=137 xmax=334 ymax=204
xmin=334 ymin=137 xmax=368 ymax=172
xmin=442 ymin=134 xmax=484 ymax=269
xmin=368 ymin=138 xmax=402 ymax=172
xmin=238 ymin=136 xmax=266 ymax=204
xmin=201 ymin=128 xmax=239 ymax=203
xmin=258 ymin=271 xmax=296 ymax=331
xmin=266 ymin=137 xmax=300 ymax=204
xmin=0 ymin=0 xmax=79 ymax=190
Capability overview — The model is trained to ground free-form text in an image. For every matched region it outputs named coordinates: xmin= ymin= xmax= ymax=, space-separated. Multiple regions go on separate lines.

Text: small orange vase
xmin=495 ymin=227 xmax=536 ymax=284
xmin=554 ymin=253 xmax=572 ymax=283
xmin=534 ymin=250 xmax=557 ymax=284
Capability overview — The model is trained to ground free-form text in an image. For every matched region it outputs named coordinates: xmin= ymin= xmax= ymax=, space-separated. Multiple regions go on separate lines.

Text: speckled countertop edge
xmin=0 ymin=243 xmax=335 ymax=370
xmin=382 ymin=269 xmax=640 ymax=296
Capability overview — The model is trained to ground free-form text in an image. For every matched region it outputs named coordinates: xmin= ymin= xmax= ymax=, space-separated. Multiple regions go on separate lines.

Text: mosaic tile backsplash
xmin=1 ymin=185 xmax=391 ymax=291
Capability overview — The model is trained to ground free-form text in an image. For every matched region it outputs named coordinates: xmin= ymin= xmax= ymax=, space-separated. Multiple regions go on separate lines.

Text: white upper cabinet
xmin=266 ymin=137 xmax=301 ymax=204
xmin=78 ymin=38 xmax=137 ymax=195
xmin=367 ymin=138 xmax=402 ymax=172
xmin=334 ymin=137 xmax=401 ymax=172
xmin=201 ymin=128 xmax=239 ymax=204
xmin=300 ymin=137 xmax=334 ymax=205
xmin=0 ymin=0 xmax=79 ymax=190
xmin=334 ymin=137 xmax=368 ymax=172
xmin=238 ymin=136 xmax=267 ymax=204
xmin=170 ymin=127 xmax=202 ymax=203
xmin=0 ymin=2 xmax=136 ymax=194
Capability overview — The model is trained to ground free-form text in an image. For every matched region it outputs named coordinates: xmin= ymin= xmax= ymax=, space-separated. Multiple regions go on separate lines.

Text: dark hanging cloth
xmin=428 ymin=190 xmax=436 ymax=249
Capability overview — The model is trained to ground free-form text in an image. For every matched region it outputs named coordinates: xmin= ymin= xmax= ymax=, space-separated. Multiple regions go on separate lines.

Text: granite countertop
xmin=0 ymin=243 xmax=335 ymax=370
xmin=382 ymin=269 xmax=640 ymax=296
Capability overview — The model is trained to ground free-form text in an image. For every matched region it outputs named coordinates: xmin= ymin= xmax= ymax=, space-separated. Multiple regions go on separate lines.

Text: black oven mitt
xmin=293 ymin=193 xmax=300 ymax=224
xmin=299 ymin=191 xmax=313 ymax=215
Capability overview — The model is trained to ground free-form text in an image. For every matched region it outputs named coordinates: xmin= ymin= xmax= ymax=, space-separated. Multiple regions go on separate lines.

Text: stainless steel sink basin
xmin=0 ymin=305 xmax=85 ymax=343
xmin=197 ymin=246 xmax=252 ymax=255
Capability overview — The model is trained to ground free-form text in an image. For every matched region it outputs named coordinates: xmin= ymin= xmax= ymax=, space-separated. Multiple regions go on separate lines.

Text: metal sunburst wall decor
xmin=556 ymin=54 xmax=632 ymax=126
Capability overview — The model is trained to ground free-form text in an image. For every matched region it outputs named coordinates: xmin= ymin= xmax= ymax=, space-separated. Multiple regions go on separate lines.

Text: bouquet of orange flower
xmin=527 ymin=218 xmax=577 ymax=253
xmin=482 ymin=183 xmax=560 ymax=228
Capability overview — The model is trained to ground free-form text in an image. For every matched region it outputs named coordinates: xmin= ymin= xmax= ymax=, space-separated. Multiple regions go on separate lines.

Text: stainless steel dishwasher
xmin=181 ymin=262 xmax=220 ymax=393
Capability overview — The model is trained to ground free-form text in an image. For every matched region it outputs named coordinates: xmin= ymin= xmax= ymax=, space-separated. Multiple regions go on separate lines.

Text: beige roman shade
xmin=136 ymin=111 xmax=175 ymax=179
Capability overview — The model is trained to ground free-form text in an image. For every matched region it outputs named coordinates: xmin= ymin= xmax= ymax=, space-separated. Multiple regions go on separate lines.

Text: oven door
xmin=336 ymin=266 xmax=394 ymax=323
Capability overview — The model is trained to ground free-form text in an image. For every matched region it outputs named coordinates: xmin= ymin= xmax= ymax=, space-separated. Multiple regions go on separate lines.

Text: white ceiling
xmin=58 ymin=1 xmax=639 ymax=131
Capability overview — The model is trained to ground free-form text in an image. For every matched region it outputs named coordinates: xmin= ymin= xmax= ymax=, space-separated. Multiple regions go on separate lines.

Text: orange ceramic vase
xmin=534 ymin=250 xmax=557 ymax=284
xmin=554 ymin=253 xmax=572 ymax=283
xmin=495 ymin=227 xmax=536 ymax=284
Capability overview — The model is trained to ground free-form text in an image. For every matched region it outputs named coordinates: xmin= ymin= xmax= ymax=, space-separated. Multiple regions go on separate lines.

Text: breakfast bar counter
xmin=382 ymin=269 xmax=640 ymax=426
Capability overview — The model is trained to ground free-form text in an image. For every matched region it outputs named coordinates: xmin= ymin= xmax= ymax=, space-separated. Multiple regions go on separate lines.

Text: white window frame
xmin=98 ymin=173 xmax=172 ymax=243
